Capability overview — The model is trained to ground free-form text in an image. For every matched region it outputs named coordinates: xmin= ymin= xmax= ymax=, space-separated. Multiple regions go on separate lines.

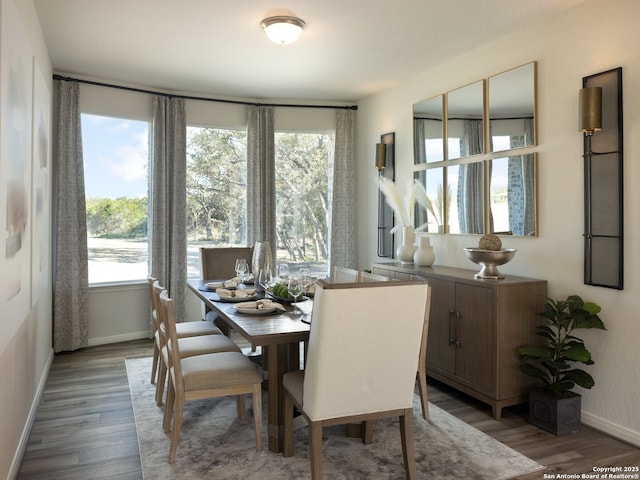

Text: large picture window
xmin=81 ymin=113 xmax=150 ymax=285
xmin=274 ymin=131 xmax=333 ymax=277
xmin=186 ymin=126 xmax=248 ymax=278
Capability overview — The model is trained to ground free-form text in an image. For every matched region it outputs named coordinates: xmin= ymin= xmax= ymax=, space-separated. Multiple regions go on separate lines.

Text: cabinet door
xmin=454 ymin=283 xmax=495 ymax=393
xmin=426 ymin=277 xmax=456 ymax=375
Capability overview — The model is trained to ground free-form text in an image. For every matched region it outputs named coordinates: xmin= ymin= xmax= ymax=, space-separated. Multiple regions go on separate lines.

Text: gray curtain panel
xmin=151 ymin=96 xmax=187 ymax=328
xmin=330 ymin=109 xmax=356 ymax=269
xmin=53 ymin=80 xmax=89 ymax=352
xmin=246 ymin=105 xmax=276 ymax=262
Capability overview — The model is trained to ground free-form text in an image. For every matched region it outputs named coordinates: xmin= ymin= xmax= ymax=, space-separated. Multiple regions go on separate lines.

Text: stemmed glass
xmin=235 ymin=258 xmax=248 ymax=282
xmin=287 ymin=275 xmax=304 ymax=315
xmin=258 ymin=268 xmax=272 ymax=296
xmin=276 ymin=263 xmax=289 ymax=282
xmin=299 ymin=267 xmax=312 ymax=296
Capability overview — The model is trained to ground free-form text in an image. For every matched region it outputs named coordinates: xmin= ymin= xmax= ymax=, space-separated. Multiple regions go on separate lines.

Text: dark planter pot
xmin=528 ymin=389 xmax=581 ymax=436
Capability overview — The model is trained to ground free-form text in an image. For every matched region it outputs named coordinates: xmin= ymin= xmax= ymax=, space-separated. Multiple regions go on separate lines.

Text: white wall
xmin=356 ymin=0 xmax=640 ymax=445
xmin=0 ymin=1 xmax=54 ymax=478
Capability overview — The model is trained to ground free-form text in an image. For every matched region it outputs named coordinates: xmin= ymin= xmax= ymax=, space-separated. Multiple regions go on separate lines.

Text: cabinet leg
xmin=492 ymin=405 xmax=502 ymax=420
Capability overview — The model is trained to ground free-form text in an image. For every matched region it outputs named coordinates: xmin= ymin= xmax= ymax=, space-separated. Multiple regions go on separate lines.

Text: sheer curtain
xmin=413 ymin=119 xmax=427 ymax=164
xmin=330 ymin=109 xmax=356 ymax=269
xmin=53 ymin=80 xmax=89 ymax=352
xmin=150 ymin=96 xmax=187 ymax=327
xmin=246 ymin=105 xmax=276 ymax=261
xmin=458 ymin=120 xmax=484 ymax=234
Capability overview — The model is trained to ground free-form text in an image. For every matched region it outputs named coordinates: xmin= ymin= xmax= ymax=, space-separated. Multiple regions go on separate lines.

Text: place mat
xmin=126 ymin=357 xmax=544 ymax=480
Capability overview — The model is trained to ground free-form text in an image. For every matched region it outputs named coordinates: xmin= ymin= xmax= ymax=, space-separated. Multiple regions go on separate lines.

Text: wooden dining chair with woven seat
xmin=330 ymin=266 xmax=360 ymax=283
xmin=153 ymin=281 xmax=242 ymax=406
xmin=358 ymin=271 xmax=391 ymax=282
xmin=282 ymin=279 xmax=431 ymax=479
xmin=147 ymin=276 xmax=223 ymax=386
xmin=159 ymin=290 xmax=263 ymax=463
xmin=199 ymin=246 xmax=253 ymax=327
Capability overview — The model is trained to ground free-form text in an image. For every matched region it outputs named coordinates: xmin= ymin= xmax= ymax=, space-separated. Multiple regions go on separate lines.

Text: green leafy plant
xmin=518 ymin=295 xmax=606 ymax=398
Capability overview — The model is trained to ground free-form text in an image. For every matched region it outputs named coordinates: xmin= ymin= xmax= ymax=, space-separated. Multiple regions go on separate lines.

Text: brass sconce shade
xmin=375 ymin=143 xmax=386 ymax=170
xmin=579 ymin=87 xmax=602 ymax=134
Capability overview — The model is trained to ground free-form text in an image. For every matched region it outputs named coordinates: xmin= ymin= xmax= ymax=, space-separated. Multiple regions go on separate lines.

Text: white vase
xmin=413 ymin=236 xmax=435 ymax=267
xmin=396 ymin=226 xmax=416 ymax=264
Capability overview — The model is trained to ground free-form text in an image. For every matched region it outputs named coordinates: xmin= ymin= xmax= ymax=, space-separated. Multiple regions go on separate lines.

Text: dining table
xmin=187 ymin=278 xmax=311 ymax=453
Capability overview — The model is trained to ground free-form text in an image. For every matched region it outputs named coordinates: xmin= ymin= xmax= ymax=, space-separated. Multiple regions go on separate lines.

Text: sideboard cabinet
xmin=371 ymin=262 xmax=547 ymax=419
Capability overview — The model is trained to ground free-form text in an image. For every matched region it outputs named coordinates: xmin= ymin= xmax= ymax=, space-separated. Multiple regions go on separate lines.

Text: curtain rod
xmin=53 ymin=74 xmax=358 ymax=110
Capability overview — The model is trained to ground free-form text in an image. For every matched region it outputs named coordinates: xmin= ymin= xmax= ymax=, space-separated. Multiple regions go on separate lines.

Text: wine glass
xmin=276 ymin=263 xmax=289 ymax=282
xmin=235 ymin=258 xmax=248 ymax=282
xmin=287 ymin=275 xmax=304 ymax=315
xmin=299 ymin=267 xmax=312 ymax=295
xmin=258 ymin=268 xmax=272 ymax=296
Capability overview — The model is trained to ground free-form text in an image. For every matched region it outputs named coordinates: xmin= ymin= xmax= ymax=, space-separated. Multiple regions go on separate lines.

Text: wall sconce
xmin=580 ymin=68 xmax=623 ymax=290
xmin=375 ymin=143 xmax=386 ymax=171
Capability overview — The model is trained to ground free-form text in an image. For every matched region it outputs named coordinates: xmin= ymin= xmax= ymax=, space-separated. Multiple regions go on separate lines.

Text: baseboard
xmin=88 ymin=331 xmax=151 ymax=347
xmin=9 ymin=348 xmax=54 ymax=480
xmin=582 ymin=410 xmax=640 ymax=448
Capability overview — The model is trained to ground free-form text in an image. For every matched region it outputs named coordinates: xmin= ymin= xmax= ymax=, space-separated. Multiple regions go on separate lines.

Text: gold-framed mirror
xmin=413 ymin=95 xmax=444 ymax=164
xmin=488 ymin=153 xmax=537 ymax=236
xmin=446 ymin=80 xmax=485 ymax=160
xmin=488 ymin=62 xmax=537 ymax=153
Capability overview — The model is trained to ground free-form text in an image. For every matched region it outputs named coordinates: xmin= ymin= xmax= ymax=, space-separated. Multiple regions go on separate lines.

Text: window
xmin=186 ymin=126 xmax=247 ymax=278
xmin=82 ymin=113 xmax=150 ymax=284
xmin=274 ymin=131 xmax=333 ymax=277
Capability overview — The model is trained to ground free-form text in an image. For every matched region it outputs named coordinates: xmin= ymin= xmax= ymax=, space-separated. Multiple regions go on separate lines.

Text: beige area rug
xmin=126 ymin=357 xmax=543 ymax=480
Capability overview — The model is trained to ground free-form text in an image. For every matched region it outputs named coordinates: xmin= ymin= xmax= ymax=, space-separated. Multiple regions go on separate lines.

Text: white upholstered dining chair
xmin=159 ymin=290 xmax=263 ymax=463
xmin=282 ymin=279 xmax=431 ymax=479
xmin=330 ymin=266 xmax=360 ymax=283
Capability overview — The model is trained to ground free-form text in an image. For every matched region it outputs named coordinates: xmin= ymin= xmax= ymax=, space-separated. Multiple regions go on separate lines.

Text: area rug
xmin=126 ymin=357 xmax=543 ymax=480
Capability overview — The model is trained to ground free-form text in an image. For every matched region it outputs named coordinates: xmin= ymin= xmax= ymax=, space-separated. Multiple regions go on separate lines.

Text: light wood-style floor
xmin=17 ymin=339 xmax=640 ymax=479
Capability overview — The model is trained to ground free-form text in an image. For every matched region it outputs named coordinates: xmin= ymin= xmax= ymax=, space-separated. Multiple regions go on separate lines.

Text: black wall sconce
xmin=580 ymin=67 xmax=623 ymax=289
xmin=376 ymin=133 xmax=395 ymax=257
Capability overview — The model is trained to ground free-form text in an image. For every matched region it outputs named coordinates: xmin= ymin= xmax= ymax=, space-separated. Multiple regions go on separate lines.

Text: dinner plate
xmin=233 ymin=302 xmax=277 ymax=315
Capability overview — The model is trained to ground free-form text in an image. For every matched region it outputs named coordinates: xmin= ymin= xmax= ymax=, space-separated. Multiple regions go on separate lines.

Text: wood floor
xmin=17 ymin=339 xmax=640 ymax=479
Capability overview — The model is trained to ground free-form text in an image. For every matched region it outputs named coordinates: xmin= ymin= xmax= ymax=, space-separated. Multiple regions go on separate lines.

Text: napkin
xmin=236 ymin=299 xmax=286 ymax=312
xmin=217 ymin=288 xmax=257 ymax=299
xmin=223 ymin=277 xmax=242 ymax=288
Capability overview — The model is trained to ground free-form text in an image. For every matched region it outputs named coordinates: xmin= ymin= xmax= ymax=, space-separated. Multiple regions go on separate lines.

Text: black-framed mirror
xmin=377 ymin=132 xmax=395 ymax=257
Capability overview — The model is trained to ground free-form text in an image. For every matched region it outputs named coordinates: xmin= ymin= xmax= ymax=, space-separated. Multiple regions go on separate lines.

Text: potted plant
xmin=518 ymin=295 xmax=606 ymax=435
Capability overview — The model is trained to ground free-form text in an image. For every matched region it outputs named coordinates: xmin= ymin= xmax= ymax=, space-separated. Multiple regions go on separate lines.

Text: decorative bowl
xmin=463 ymin=248 xmax=517 ymax=279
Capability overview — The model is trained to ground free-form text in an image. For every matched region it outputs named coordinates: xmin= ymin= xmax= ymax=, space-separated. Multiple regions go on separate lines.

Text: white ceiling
xmin=34 ymin=0 xmax=584 ymax=103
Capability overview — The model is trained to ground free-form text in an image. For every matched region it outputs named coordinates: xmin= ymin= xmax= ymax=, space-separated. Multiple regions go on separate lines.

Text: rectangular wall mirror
xmin=414 ymin=167 xmax=445 ymax=233
xmin=489 ymin=62 xmax=537 ymax=153
xmin=448 ymin=162 xmax=485 ymax=235
xmin=413 ymin=95 xmax=444 ymax=164
xmin=489 ymin=154 xmax=537 ymax=236
xmin=412 ymin=62 xmax=538 ymax=237
xmin=447 ymin=80 xmax=485 ymax=160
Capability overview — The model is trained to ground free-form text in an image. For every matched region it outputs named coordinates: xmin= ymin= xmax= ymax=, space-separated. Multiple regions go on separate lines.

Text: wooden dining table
xmin=187 ymin=279 xmax=311 ymax=453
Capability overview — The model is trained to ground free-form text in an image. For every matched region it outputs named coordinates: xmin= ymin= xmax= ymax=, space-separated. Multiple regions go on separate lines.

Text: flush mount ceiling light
xmin=260 ymin=16 xmax=305 ymax=44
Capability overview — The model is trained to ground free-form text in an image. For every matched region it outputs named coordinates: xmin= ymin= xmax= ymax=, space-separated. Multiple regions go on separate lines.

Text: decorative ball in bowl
xmin=463 ymin=248 xmax=517 ymax=279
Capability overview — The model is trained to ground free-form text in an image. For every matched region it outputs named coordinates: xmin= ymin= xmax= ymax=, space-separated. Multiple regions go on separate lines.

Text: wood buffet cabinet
xmin=371 ymin=262 xmax=547 ymax=419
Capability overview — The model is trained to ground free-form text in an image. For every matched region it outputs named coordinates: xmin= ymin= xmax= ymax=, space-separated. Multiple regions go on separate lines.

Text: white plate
xmin=233 ymin=302 xmax=277 ymax=315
